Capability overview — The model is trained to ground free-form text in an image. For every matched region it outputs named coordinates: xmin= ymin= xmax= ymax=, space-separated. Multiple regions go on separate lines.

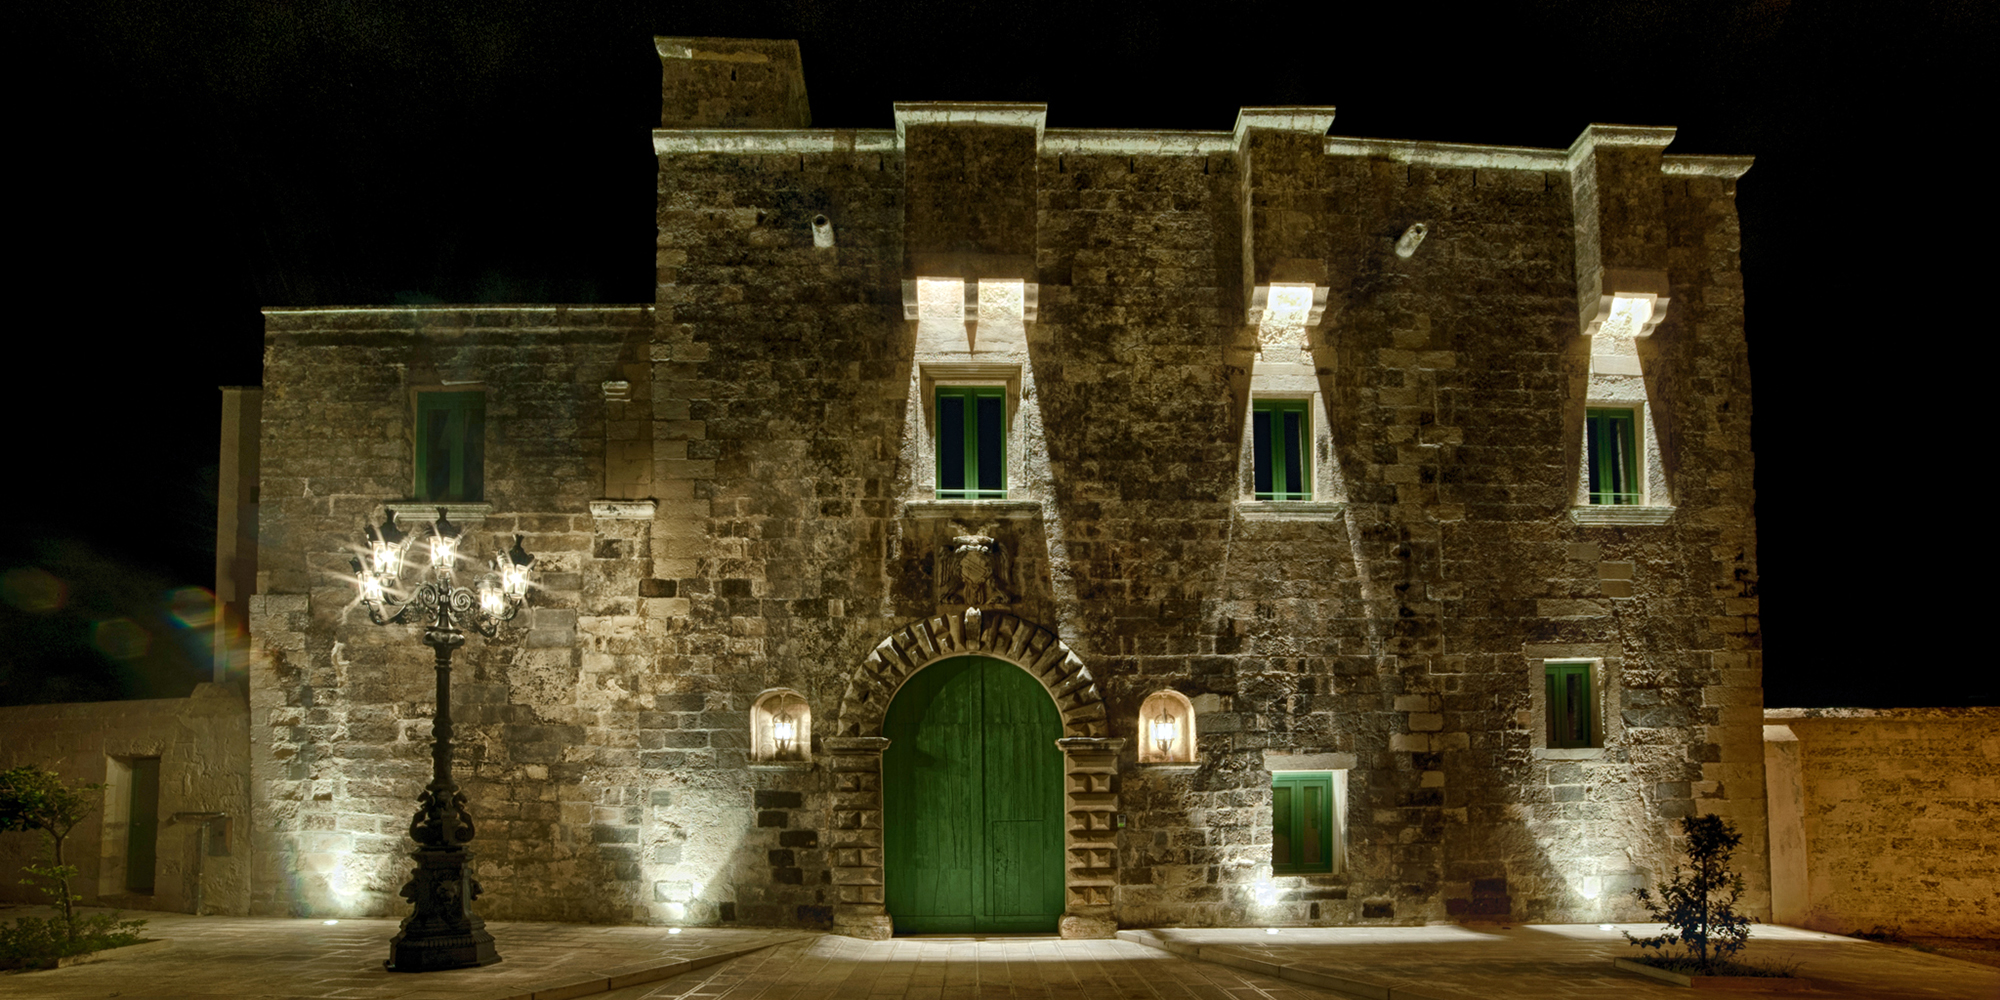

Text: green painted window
xmin=937 ymin=386 xmax=1006 ymax=500
xmin=1271 ymin=771 xmax=1335 ymax=875
xmin=1586 ymin=408 xmax=1639 ymax=505
xmin=1253 ymin=399 xmax=1310 ymax=500
xmin=1546 ymin=661 xmax=1594 ymax=749
xmin=416 ymin=391 xmax=485 ymax=502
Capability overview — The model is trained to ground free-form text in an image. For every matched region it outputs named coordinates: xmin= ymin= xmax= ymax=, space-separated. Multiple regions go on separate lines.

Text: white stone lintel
xmin=1263 ymin=750 xmax=1358 ymax=771
xmin=591 ymin=500 xmax=658 ymax=521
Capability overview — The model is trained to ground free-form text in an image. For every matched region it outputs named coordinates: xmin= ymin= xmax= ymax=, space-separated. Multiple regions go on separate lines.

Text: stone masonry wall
xmin=249 ymin=306 xmax=663 ymax=920
xmin=245 ymin=48 xmax=1762 ymax=931
xmin=1765 ymin=709 xmax=1999 ymax=938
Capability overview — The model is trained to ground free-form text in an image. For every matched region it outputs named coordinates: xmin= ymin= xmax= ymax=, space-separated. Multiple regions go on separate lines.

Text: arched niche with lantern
xmin=1137 ymin=690 xmax=1197 ymax=765
xmin=751 ymin=689 xmax=812 ymax=764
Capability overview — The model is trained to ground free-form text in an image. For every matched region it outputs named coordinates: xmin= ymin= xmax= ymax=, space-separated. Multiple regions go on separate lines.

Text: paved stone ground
xmin=599 ymin=935 xmax=1349 ymax=1000
xmin=592 ymin=924 xmax=1999 ymax=1000
xmin=1125 ymin=924 xmax=1998 ymax=1000
xmin=0 ymin=906 xmax=802 ymax=999
xmin=5 ymin=908 xmax=1995 ymax=1000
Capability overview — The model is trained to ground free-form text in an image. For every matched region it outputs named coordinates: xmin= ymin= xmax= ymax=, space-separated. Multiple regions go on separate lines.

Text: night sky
xmin=9 ymin=1 xmax=1989 ymax=708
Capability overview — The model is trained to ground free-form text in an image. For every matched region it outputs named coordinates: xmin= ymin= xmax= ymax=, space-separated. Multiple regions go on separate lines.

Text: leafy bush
xmin=1625 ymin=813 xmax=1756 ymax=974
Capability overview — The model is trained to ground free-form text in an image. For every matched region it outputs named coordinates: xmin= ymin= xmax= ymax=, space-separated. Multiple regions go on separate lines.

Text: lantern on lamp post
xmin=352 ymin=509 xmax=531 ymax=972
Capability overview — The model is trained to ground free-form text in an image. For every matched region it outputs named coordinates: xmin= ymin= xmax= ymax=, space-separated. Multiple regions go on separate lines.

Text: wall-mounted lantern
xmin=1138 ymin=690 xmax=1197 ymax=764
xmin=752 ymin=690 xmax=812 ymax=763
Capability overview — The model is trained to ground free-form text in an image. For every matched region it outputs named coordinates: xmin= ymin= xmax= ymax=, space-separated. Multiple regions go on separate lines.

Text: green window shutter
xmin=1585 ymin=408 xmax=1638 ymax=505
xmin=416 ymin=391 xmax=486 ymax=502
xmin=1545 ymin=662 xmax=1594 ymax=749
xmin=1271 ymin=772 xmax=1335 ymax=874
xmin=1252 ymin=399 xmax=1311 ymax=501
xmin=936 ymin=386 xmax=1006 ymax=500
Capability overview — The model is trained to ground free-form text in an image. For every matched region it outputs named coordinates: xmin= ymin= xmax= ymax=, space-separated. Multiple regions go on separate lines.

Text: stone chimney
xmin=655 ymin=37 xmax=810 ymax=129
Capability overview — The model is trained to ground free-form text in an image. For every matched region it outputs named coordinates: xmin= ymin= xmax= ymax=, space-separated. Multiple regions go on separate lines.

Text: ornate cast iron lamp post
xmin=352 ymin=510 xmax=531 ymax=972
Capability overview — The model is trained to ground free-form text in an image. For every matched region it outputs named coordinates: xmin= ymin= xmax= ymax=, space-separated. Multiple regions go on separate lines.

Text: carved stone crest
xmin=940 ymin=534 xmax=1013 ymax=606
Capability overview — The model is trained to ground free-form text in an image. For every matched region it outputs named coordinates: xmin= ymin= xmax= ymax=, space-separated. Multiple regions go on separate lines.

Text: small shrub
xmin=1625 ymin=813 xmax=1757 ymax=975
xmin=1631 ymin=954 xmax=1802 ymax=978
xmin=0 ymin=765 xmax=148 ymax=967
xmin=0 ymin=912 xmax=148 ymax=969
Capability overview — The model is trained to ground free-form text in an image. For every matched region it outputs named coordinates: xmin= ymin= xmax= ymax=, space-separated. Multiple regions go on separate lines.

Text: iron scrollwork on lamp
xmin=351 ymin=509 xmax=531 ymax=972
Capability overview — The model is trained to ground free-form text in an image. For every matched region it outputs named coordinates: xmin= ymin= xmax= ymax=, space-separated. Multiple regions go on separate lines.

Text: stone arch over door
xmin=827 ymin=608 xmax=1123 ymax=940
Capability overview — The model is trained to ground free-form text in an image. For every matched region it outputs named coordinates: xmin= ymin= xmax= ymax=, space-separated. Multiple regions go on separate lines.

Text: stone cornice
xmin=893 ymin=102 xmax=1047 ymax=147
xmin=1325 ymin=135 xmax=1566 ymax=170
xmin=649 ymin=120 xmax=1747 ymax=180
xmin=652 ymin=129 xmax=897 ymax=155
xmin=262 ymin=305 xmax=652 ymax=333
xmin=1233 ymin=107 xmax=1338 ymax=147
xmin=1566 ymin=123 xmax=1679 ymax=171
xmin=1043 ymin=130 xmax=1234 ymax=156
xmin=1662 ymin=154 xmax=1755 ymax=178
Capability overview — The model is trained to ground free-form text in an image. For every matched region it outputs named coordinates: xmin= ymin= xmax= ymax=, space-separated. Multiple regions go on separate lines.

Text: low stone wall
xmin=1764 ymin=708 xmax=1999 ymax=938
xmin=0 ymin=684 xmax=251 ymax=915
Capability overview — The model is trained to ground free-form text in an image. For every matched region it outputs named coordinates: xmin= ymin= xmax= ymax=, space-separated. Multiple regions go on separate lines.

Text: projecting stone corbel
xmin=904 ymin=275 xmax=1039 ymax=355
xmin=1580 ymin=267 xmax=1671 ymax=339
xmin=1247 ymin=258 xmax=1330 ymax=361
xmin=1247 ymin=280 xmax=1331 ymax=328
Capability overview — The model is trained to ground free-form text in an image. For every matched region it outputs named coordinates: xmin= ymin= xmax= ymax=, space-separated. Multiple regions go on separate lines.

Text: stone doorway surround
xmin=828 ymin=608 xmax=1122 ymax=940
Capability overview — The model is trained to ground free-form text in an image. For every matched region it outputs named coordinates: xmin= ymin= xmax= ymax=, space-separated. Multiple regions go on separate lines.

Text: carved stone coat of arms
xmin=940 ymin=534 xmax=1013 ymax=606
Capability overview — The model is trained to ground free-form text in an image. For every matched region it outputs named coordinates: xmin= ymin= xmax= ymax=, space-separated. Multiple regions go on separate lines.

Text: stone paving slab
xmin=0 ymin=907 xmax=803 ymax=1000
xmin=1123 ymin=923 xmax=2000 ymax=1000
xmin=598 ymin=933 xmax=1361 ymax=999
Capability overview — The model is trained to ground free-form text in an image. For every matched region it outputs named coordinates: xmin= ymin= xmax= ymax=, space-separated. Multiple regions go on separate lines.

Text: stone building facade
xmin=239 ymin=36 xmax=1766 ymax=937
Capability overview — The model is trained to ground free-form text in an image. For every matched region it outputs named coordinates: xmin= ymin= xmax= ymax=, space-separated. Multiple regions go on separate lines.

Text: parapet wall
xmin=1765 ymin=708 xmax=1999 ymax=938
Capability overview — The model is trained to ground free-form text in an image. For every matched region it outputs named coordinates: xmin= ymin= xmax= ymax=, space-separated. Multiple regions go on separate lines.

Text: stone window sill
xmin=748 ymin=760 xmax=814 ymax=770
xmin=1569 ymin=505 xmax=1674 ymax=526
xmin=1235 ymin=500 xmax=1347 ymax=522
xmin=1533 ymin=747 xmax=1606 ymax=760
xmin=387 ymin=502 xmax=494 ymax=525
xmin=904 ymin=499 xmax=1043 ymax=520
xmin=1135 ymin=761 xmax=1200 ymax=769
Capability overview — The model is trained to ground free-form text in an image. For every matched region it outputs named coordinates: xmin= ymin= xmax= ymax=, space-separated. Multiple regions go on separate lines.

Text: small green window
xmin=1253 ymin=399 xmax=1311 ymax=501
xmin=1545 ymin=661 xmax=1594 ymax=749
xmin=1586 ymin=408 xmax=1639 ymax=505
xmin=936 ymin=386 xmax=1006 ymax=500
xmin=1271 ymin=771 xmax=1335 ymax=875
xmin=416 ymin=391 xmax=485 ymax=502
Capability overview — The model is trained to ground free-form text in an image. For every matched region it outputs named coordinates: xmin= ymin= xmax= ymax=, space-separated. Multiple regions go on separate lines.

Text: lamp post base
xmin=385 ymin=847 xmax=502 ymax=972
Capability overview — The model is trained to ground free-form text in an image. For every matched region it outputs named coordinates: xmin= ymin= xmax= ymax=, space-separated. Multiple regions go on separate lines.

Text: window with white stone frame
xmin=1572 ymin=292 xmax=1671 ymax=524
xmin=1524 ymin=648 xmax=1621 ymax=759
xmin=1261 ymin=751 xmax=1353 ymax=876
xmin=917 ymin=365 xmax=1024 ymax=502
xmin=902 ymin=277 xmax=1045 ymax=510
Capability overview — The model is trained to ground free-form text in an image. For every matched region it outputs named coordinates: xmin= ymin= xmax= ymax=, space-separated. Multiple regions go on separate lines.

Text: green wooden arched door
xmin=882 ymin=655 xmax=1065 ymax=933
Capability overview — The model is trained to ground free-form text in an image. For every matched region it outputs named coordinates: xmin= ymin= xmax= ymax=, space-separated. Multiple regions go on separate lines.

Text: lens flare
xmin=168 ymin=587 xmax=218 ymax=628
xmin=92 ymin=618 xmax=151 ymax=660
xmin=1 ymin=566 xmax=66 ymax=613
